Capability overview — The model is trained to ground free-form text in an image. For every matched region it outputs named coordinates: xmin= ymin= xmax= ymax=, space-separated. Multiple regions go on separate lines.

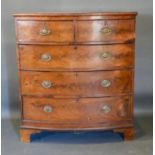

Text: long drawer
xmin=19 ymin=44 xmax=134 ymax=71
xmin=23 ymin=96 xmax=132 ymax=123
xmin=20 ymin=70 xmax=132 ymax=97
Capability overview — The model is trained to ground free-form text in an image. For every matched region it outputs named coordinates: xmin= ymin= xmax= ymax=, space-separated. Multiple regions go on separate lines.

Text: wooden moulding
xmin=13 ymin=12 xmax=138 ymax=21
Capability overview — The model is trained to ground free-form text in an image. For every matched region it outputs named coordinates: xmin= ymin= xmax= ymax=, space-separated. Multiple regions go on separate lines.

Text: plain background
xmin=1 ymin=0 xmax=152 ymax=118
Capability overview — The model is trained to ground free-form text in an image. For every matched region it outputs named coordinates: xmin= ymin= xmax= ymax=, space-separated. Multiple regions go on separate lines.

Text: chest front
xmin=14 ymin=12 xmax=137 ymax=143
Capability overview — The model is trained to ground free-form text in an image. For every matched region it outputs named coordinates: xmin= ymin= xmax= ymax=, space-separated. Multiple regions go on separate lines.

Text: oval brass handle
xmin=41 ymin=80 xmax=53 ymax=89
xmin=40 ymin=28 xmax=51 ymax=36
xmin=41 ymin=54 xmax=51 ymax=62
xmin=43 ymin=105 xmax=52 ymax=113
xmin=101 ymin=80 xmax=111 ymax=88
xmin=100 ymin=52 xmax=112 ymax=60
xmin=102 ymin=105 xmax=111 ymax=114
xmin=100 ymin=27 xmax=112 ymax=35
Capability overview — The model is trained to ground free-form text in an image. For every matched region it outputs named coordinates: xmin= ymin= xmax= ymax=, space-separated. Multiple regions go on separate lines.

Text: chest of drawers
xmin=13 ymin=12 xmax=137 ymax=143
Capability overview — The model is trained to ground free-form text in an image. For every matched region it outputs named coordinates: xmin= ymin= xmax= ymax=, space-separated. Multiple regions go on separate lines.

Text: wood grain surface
xmin=23 ymin=96 xmax=132 ymax=123
xmin=19 ymin=44 xmax=134 ymax=71
xmin=20 ymin=70 xmax=132 ymax=97
xmin=76 ymin=20 xmax=135 ymax=43
xmin=16 ymin=21 xmax=74 ymax=43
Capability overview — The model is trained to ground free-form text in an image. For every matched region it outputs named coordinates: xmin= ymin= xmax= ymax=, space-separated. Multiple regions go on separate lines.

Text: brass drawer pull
xmin=100 ymin=52 xmax=112 ymax=60
xmin=102 ymin=105 xmax=111 ymax=114
xmin=41 ymin=80 xmax=53 ymax=89
xmin=100 ymin=27 xmax=112 ymax=35
xmin=40 ymin=28 xmax=51 ymax=36
xmin=43 ymin=105 xmax=52 ymax=113
xmin=101 ymin=80 xmax=111 ymax=88
xmin=41 ymin=53 xmax=51 ymax=62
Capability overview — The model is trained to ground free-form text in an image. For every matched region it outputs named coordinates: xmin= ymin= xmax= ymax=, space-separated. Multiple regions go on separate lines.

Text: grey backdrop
xmin=2 ymin=0 xmax=152 ymax=118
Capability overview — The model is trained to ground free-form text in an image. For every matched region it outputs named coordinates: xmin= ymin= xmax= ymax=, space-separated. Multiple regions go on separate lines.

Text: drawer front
xmin=16 ymin=21 xmax=74 ymax=43
xmin=21 ymin=70 xmax=132 ymax=97
xmin=76 ymin=20 xmax=135 ymax=43
xmin=19 ymin=44 xmax=134 ymax=71
xmin=23 ymin=96 xmax=132 ymax=123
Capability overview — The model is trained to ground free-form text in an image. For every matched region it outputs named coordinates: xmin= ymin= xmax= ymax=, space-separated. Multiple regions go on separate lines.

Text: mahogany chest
xmin=13 ymin=12 xmax=137 ymax=143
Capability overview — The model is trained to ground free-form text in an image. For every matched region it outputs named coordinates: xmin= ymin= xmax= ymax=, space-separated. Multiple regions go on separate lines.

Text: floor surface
xmin=2 ymin=115 xmax=152 ymax=155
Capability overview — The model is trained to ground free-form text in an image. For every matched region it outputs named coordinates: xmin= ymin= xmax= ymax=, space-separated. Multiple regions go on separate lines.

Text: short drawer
xmin=76 ymin=19 xmax=135 ymax=43
xmin=19 ymin=44 xmax=134 ymax=71
xmin=23 ymin=96 xmax=132 ymax=123
xmin=21 ymin=70 xmax=132 ymax=97
xmin=16 ymin=21 xmax=74 ymax=43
